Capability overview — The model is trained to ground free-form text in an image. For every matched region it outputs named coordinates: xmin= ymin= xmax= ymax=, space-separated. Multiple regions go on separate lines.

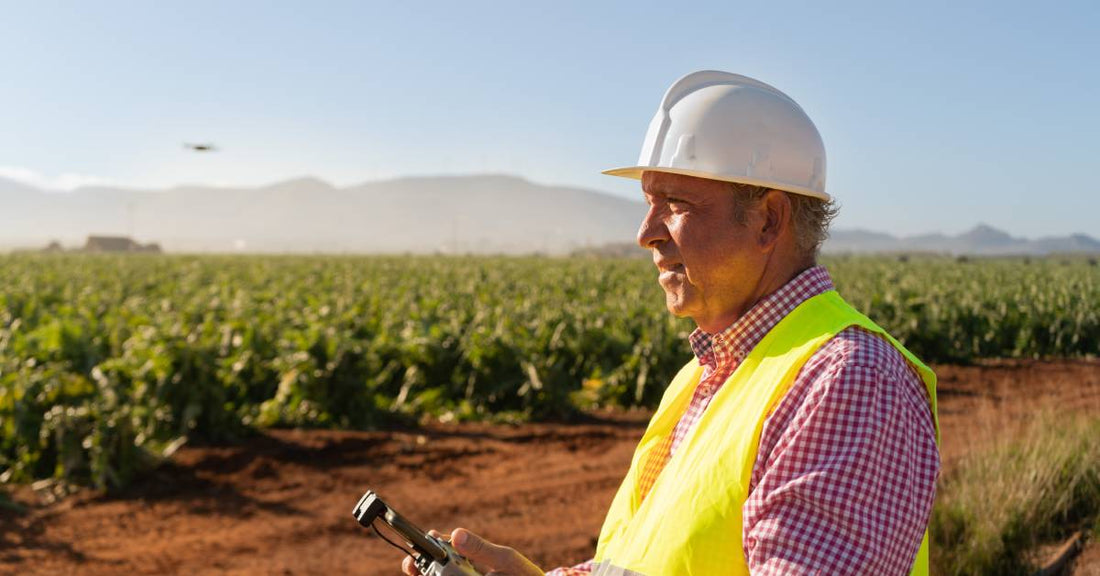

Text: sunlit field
xmin=1 ymin=252 xmax=1097 ymax=489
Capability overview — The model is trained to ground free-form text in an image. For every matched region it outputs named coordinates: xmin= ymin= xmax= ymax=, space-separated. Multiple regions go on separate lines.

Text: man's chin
xmin=663 ymin=294 xmax=694 ymax=318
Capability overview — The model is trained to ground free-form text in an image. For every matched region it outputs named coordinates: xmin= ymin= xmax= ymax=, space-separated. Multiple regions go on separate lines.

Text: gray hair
xmin=729 ymin=182 xmax=839 ymax=260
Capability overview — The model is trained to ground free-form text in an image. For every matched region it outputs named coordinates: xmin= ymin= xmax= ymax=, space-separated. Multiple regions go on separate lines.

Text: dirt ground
xmin=2 ymin=359 xmax=1098 ymax=576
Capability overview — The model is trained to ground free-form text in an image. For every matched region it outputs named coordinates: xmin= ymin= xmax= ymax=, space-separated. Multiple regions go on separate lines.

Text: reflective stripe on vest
xmin=593 ymin=290 xmax=938 ymax=576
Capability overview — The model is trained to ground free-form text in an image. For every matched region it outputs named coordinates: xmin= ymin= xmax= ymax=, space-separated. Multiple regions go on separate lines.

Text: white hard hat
xmin=604 ymin=70 xmax=829 ymax=201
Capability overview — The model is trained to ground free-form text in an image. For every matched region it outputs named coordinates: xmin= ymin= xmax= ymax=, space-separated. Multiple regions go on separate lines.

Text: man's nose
xmin=637 ymin=206 xmax=670 ymax=249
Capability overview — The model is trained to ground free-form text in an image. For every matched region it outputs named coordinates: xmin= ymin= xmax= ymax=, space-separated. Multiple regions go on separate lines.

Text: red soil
xmin=2 ymin=359 xmax=1098 ymax=576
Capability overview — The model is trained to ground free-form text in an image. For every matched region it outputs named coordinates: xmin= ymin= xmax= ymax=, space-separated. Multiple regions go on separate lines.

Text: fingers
xmin=403 ymin=530 xmax=445 ymax=575
xmin=451 ymin=528 xmax=508 ymax=566
xmin=449 ymin=528 xmax=543 ymax=576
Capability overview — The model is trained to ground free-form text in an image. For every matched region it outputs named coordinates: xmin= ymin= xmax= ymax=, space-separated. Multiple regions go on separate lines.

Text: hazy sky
xmin=2 ymin=1 xmax=1098 ymax=238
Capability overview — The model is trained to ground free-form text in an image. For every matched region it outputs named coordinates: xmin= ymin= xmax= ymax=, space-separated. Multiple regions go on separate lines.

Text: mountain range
xmin=1 ymin=175 xmax=1096 ymax=255
xmin=826 ymin=225 xmax=1100 ymax=255
xmin=0 ymin=174 xmax=645 ymax=254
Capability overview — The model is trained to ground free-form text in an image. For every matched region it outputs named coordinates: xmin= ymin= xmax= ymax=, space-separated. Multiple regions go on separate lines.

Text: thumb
xmin=450 ymin=528 xmax=522 ymax=572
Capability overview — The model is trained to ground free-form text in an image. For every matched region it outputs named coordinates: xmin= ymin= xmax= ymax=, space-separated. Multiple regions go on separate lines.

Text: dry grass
xmin=931 ymin=411 xmax=1100 ymax=575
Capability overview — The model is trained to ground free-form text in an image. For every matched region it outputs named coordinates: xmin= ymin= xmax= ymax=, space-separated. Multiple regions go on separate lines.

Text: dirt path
xmin=1075 ymin=540 xmax=1100 ymax=576
xmin=934 ymin=359 xmax=1100 ymax=473
xmin=1 ymin=416 xmax=649 ymax=576
xmin=2 ymin=359 xmax=1098 ymax=576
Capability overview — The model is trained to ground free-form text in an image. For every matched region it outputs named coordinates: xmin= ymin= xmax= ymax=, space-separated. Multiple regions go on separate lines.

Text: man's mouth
xmin=658 ymin=263 xmax=686 ymax=282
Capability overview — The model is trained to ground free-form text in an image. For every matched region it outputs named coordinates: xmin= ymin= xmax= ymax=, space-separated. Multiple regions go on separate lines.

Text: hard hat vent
xmin=670 ymin=134 xmax=696 ymax=168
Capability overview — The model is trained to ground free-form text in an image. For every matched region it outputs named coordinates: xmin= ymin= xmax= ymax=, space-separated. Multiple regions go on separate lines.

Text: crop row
xmin=0 ymin=253 xmax=1096 ymax=489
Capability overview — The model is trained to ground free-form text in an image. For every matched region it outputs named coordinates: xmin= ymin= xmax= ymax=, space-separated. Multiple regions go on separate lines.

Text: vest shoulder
xmin=797 ymin=327 xmax=934 ymax=419
xmin=813 ymin=326 xmax=918 ymax=378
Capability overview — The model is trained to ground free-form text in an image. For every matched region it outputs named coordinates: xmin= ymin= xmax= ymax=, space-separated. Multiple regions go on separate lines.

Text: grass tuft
xmin=931 ymin=411 xmax=1100 ymax=576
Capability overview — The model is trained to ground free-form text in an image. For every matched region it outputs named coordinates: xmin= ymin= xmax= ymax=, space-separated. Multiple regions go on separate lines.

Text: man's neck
xmin=696 ymin=260 xmax=816 ymax=335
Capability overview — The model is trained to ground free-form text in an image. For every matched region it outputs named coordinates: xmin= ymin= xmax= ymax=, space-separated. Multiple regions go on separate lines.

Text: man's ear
xmin=757 ymin=189 xmax=791 ymax=251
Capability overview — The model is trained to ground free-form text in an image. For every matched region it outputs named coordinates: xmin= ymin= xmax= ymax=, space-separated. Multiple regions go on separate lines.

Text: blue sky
xmin=2 ymin=0 xmax=1097 ymax=238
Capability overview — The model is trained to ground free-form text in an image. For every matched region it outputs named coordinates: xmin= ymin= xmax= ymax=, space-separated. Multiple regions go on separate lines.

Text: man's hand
xmin=401 ymin=528 xmax=544 ymax=576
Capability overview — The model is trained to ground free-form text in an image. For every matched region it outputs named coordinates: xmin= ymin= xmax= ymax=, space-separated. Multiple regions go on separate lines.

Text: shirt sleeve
xmin=545 ymin=559 xmax=595 ymax=575
xmin=742 ymin=330 xmax=940 ymax=575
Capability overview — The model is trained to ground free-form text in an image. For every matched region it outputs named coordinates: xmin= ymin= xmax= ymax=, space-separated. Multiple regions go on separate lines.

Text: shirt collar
xmin=689 ymin=266 xmax=835 ymax=370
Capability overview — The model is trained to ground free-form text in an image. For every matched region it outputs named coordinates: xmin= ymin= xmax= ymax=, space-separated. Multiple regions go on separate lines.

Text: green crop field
xmin=1 ymin=253 xmax=1097 ymax=489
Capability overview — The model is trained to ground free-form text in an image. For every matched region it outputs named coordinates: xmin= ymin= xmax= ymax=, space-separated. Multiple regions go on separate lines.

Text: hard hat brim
xmin=602 ymin=166 xmax=832 ymax=202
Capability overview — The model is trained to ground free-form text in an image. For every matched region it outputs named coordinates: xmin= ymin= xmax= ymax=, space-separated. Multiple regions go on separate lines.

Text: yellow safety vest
xmin=593 ymin=290 xmax=938 ymax=576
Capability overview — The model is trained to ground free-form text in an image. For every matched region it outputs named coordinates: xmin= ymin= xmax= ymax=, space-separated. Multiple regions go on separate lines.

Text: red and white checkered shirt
xmin=548 ymin=266 xmax=939 ymax=576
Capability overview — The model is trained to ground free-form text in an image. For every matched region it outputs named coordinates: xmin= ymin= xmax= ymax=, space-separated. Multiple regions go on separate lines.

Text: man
xmin=402 ymin=71 xmax=939 ymax=575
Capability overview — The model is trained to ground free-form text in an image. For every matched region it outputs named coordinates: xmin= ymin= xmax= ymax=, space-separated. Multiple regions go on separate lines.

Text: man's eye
xmin=667 ymin=197 xmax=687 ymax=206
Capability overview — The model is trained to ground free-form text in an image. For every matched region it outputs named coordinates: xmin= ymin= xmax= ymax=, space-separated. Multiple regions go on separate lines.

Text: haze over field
xmin=3 ymin=175 xmax=1097 ymax=255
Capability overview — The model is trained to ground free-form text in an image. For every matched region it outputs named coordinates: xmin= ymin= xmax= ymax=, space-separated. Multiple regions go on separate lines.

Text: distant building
xmin=83 ymin=236 xmax=162 ymax=253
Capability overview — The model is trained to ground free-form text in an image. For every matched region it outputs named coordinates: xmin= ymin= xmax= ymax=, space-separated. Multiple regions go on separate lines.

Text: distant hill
xmin=825 ymin=224 xmax=1100 ymax=255
xmin=2 ymin=174 xmax=1095 ymax=256
xmin=0 ymin=174 xmax=647 ymax=254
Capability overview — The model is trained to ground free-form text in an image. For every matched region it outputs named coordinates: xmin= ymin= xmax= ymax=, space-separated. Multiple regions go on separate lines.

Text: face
xmin=637 ymin=171 xmax=769 ymax=332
